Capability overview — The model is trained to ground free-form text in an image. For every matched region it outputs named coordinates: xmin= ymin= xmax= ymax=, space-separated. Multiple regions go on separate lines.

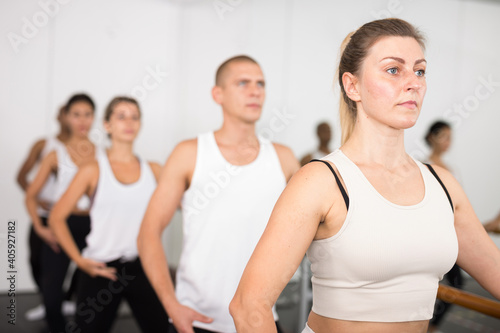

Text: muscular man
xmin=137 ymin=55 xmax=299 ymax=333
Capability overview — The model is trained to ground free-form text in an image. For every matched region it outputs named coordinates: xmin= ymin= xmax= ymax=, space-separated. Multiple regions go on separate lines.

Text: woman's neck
xmin=107 ymin=141 xmax=135 ymax=163
xmin=342 ymin=121 xmax=409 ymax=168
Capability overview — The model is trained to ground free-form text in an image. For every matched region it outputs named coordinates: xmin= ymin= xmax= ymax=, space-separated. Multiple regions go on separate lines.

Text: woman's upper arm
xmin=235 ymin=163 xmax=336 ymax=305
xmin=26 ymin=151 xmax=56 ymax=198
xmin=17 ymin=139 xmax=46 ymax=190
xmin=435 ymin=166 xmax=500 ymax=299
xmin=148 ymin=161 xmax=162 ymax=182
xmin=50 ymin=162 xmax=98 ymax=223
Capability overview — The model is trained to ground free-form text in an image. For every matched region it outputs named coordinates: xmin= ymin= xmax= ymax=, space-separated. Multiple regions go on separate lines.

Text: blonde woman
xmin=230 ymin=18 xmax=500 ymax=333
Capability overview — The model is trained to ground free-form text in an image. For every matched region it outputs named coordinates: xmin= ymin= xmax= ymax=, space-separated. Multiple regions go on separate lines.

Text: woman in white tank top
xmin=25 ymin=94 xmax=96 ymax=333
xmin=49 ymin=96 xmax=169 ymax=333
xmin=231 ymin=19 xmax=500 ymax=333
xmin=17 ymin=105 xmax=70 ymax=320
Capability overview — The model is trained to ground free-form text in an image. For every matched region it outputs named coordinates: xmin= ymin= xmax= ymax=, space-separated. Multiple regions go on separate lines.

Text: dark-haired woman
xmin=424 ymin=120 xmax=464 ymax=332
xmin=17 ymin=105 xmax=70 ymax=321
xmin=50 ymin=97 xmax=169 ymax=332
xmin=26 ymin=93 xmax=96 ymax=333
xmin=230 ymin=18 xmax=500 ymax=333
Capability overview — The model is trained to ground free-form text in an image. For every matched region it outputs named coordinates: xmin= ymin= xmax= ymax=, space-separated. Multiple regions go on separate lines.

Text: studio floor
xmin=1 ymin=277 xmax=499 ymax=333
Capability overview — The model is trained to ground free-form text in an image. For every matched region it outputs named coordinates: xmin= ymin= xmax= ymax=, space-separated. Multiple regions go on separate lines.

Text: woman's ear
xmin=103 ymin=120 xmax=111 ymax=137
xmin=342 ymin=72 xmax=361 ymax=103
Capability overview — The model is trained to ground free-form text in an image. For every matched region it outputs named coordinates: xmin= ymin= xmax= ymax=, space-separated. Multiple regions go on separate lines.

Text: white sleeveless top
xmin=83 ymin=151 xmax=157 ymax=262
xmin=37 ymin=137 xmax=64 ymax=217
xmin=177 ymin=132 xmax=287 ymax=332
xmin=307 ymin=149 xmax=458 ymax=322
xmin=53 ymin=143 xmax=93 ymax=211
xmin=311 ymin=150 xmax=329 ymax=160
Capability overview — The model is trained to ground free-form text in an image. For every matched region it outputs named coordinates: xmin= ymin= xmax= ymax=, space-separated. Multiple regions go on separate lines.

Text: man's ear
xmin=212 ymin=85 xmax=223 ymax=105
xmin=342 ymin=72 xmax=361 ymax=103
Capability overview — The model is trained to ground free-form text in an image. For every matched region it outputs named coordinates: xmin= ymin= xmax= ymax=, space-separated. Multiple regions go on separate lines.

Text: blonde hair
xmin=337 ymin=18 xmax=426 ymax=144
xmin=104 ymin=96 xmax=141 ymax=138
xmin=104 ymin=96 xmax=141 ymax=122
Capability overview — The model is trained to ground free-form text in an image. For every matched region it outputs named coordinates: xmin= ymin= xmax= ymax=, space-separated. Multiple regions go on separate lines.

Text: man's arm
xmin=273 ymin=143 xmax=300 ymax=182
xmin=137 ymin=140 xmax=212 ymax=333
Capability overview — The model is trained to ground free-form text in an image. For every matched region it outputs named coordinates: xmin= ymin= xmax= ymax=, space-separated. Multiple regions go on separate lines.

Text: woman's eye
xmin=415 ymin=69 xmax=426 ymax=77
xmin=387 ymin=68 xmax=398 ymax=75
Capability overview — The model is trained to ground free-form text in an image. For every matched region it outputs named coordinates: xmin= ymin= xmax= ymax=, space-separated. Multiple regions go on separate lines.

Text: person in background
xmin=50 ymin=96 xmax=169 ymax=332
xmin=300 ymin=122 xmax=333 ymax=166
xmin=424 ymin=120 xmax=464 ymax=332
xmin=26 ymin=93 xmax=96 ymax=333
xmin=230 ymin=18 xmax=500 ymax=333
xmin=137 ymin=55 xmax=299 ymax=333
xmin=17 ymin=105 xmax=75 ymax=321
xmin=484 ymin=211 xmax=500 ymax=233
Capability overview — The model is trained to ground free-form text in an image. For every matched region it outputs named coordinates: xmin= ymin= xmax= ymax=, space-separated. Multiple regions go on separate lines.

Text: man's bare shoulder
xmin=272 ymin=143 xmax=300 ymax=180
xmin=170 ymin=138 xmax=197 ymax=160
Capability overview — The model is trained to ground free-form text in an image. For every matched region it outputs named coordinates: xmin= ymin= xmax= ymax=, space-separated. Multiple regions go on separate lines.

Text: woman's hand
xmin=77 ymin=257 xmax=117 ymax=281
xmin=34 ymin=224 xmax=60 ymax=253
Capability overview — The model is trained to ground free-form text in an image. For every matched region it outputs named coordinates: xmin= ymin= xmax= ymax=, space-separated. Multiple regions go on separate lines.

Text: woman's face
xmin=431 ymin=127 xmax=452 ymax=153
xmin=104 ymin=102 xmax=141 ymax=142
xmin=355 ymin=36 xmax=427 ymax=130
xmin=66 ymin=101 xmax=94 ymax=137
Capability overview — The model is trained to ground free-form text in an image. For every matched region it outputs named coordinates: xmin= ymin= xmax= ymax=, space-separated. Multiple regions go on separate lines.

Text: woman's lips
xmin=398 ymin=101 xmax=417 ymax=109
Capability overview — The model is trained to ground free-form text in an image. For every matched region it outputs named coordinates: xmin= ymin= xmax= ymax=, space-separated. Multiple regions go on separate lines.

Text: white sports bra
xmin=306 ymin=149 xmax=458 ymax=322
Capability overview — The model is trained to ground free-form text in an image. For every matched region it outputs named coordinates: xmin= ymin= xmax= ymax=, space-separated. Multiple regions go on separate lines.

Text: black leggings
xmin=29 ymin=217 xmax=79 ymax=299
xmin=430 ymin=263 xmax=464 ymax=326
xmin=168 ymin=321 xmax=285 ymax=333
xmin=40 ymin=215 xmax=90 ymax=333
xmin=74 ymin=258 xmax=170 ymax=333
xmin=28 ymin=217 xmax=47 ymax=289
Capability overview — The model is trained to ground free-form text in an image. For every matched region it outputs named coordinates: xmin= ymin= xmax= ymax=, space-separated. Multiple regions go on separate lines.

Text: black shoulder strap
xmin=310 ymin=159 xmax=349 ymax=210
xmin=424 ymin=163 xmax=454 ymax=213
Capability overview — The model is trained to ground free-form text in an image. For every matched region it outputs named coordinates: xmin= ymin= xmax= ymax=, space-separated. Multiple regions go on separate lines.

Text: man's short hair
xmin=215 ymin=55 xmax=259 ymax=86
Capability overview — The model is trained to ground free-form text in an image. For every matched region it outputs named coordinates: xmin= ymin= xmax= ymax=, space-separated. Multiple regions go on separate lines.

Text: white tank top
xmin=53 ymin=143 xmax=93 ymax=211
xmin=37 ymin=137 xmax=64 ymax=217
xmin=307 ymin=149 xmax=458 ymax=322
xmin=178 ymin=132 xmax=286 ymax=332
xmin=310 ymin=150 xmax=329 ymax=160
xmin=83 ymin=151 xmax=157 ymax=262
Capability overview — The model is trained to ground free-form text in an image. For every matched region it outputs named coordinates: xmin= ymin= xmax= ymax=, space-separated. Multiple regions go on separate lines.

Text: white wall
xmin=1 ymin=0 xmax=500 ymax=292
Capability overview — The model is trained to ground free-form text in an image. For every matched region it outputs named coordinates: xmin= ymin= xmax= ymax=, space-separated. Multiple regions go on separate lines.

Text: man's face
xmin=215 ymin=61 xmax=266 ymax=124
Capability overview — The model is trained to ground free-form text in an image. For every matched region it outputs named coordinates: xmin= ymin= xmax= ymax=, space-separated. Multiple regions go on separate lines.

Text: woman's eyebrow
xmin=380 ymin=56 xmax=427 ymax=65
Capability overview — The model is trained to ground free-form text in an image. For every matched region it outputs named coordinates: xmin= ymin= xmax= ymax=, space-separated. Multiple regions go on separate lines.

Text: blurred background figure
xmin=425 ymin=120 xmax=452 ymax=170
xmin=25 ymin=93 xmax=97 ymax=333
xmin=484 ymin=211 xmax=500 ymax=233
xmin=424 ymin=120 xmax=464 ymax=333
xmin=16 ymin=105 xmax=74 ymax=321
xmin=300 ymin=122 xmax=332 ymax=166
xmin=50 ymin=96 xmax=169 ymax=333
